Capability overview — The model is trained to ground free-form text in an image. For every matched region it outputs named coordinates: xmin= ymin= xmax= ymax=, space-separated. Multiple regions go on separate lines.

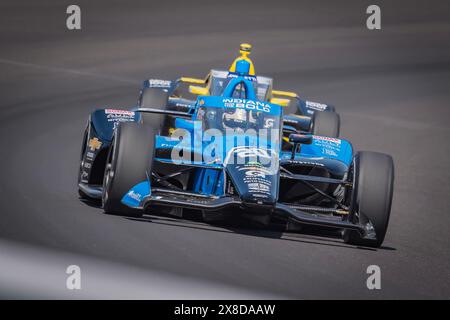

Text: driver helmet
xmin=223 ymin=108 xmax=247 ymax=129
xmin=223 ymin=108 xmax=263 ymax=129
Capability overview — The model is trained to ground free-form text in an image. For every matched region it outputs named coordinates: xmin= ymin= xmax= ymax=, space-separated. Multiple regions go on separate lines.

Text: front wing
xmin=140 ymin=188 xmax=366 ymax=235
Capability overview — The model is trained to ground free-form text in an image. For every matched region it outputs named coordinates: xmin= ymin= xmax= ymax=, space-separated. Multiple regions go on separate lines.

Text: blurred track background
xmin=0 ymin=0 xmax=449 ymax=298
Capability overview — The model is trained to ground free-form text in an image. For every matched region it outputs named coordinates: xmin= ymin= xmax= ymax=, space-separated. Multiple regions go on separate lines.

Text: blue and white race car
xmin=78 ymin=45 xmax=394 ymax=247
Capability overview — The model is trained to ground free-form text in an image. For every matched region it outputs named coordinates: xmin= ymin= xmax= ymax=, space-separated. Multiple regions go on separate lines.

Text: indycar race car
xmin=78 ymin=45 xmax=394 ymax=247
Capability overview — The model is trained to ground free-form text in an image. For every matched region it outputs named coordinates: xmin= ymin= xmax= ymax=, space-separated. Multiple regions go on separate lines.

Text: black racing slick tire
xmin=285 ymin=99 xmax=300 ymax=115
xmin=77 ymin=125 xmax=90 ymax=199
xmin=138 ymin=87 xmax=169 ymax=132
xmin=343 ymin=151 xmax=395 ymax=248
xmin=102 ymin=122 xmax=156 ymax=217
xmin=312 ymin=111 xmax=340 ymax=138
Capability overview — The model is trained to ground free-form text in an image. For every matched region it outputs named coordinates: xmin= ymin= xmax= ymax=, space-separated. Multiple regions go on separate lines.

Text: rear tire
xmin=312 ymin=111 xmax=340 ymax=138
xmin=138 ymin=88 xmax=169 ymax=133
xmin=343 ymin=151 xmax=394 ymax=248
xmin=102 ymin=122 xmax=156 ymax=217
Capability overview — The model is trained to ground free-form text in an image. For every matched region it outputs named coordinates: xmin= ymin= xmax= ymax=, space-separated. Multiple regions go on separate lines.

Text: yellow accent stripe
xmin=272 ymin=90 xmax=298 ymax=98
xmin=180 ymin=77 xmax=206 ymax=84
xmin=189 ymin=85 xmax=209 ymax=96
xmin=270 ymin=97 xmax=290 ymax=107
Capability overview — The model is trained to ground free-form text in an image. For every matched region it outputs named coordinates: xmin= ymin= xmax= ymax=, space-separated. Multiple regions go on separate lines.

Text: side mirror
xmin=288 ymin=134 xmax=312 ymax=160
xmin=289 ymin=134 xmax=313 ymax=145
xmin=189 ymin=85 xmax=209 ymax=95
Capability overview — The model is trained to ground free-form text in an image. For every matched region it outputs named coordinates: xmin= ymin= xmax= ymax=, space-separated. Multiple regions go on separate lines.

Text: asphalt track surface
xmin=0 ymin=0 xmax=450 ymax=299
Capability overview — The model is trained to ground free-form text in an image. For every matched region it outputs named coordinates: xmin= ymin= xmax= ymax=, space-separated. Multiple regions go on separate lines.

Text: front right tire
xmin=312 ymin=111 xmax=340 ymax=138
xmin=343 ymin=151 xmax=395 ymax=248
xmin=139 ymin=87 xmax=169 ymax=134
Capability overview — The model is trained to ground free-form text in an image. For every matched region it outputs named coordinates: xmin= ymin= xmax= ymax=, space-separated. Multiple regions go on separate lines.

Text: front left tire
xmin=102 ymin=122 xmax=156 ymax=217
xmin=78 ymin=125 xmax=90 ymax=200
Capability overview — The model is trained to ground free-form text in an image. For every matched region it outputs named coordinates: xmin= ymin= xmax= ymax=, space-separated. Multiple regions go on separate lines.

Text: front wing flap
xmin=134 ymin=188 xmax=366 ymax=236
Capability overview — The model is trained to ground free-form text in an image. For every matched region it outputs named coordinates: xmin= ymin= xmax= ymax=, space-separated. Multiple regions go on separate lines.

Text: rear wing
xmin=271 ymin=89 xmax=335 ymax=115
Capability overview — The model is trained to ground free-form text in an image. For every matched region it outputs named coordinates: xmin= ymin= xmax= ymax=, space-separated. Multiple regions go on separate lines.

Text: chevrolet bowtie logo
xmin=88 ymin=137 xmax=102 ymax=151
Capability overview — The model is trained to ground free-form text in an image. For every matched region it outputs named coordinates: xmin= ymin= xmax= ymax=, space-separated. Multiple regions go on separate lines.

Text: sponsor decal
xmin=241 ymin=160 xmax=274 ymax=197
xmin=222 ymin=147 xmax=279 ymax=174
xmin=147 ymin=79 xmax=171 ymax=88
xmin=245 ymin=170 xmax=266 ymax=178
xmin=313 ymin=135 xmax=341 ymax=144
xmin=324 ymin=149 xmax=338 ymax=157
xmin=264 ymin=118 xmax=274 ymax=128
xmin=127 ymin=190 xmax=142 ymax=202
xmin=121 ymin=181 xmax=150 ymax=208
xmin=105 ymin=109 xmax=135 ymax=116
xmin=109 ymin=119 xmax=135 ymax=130
xmin=80 ymin=170 xmax=89 ymax=183
xmin=86 ymin=152 xmax=95 ymax=160
xmin=238 ymin=166 xmax=268 ymax=172
xmin=289 ymin=160 xmax=325 ymax=166
xmin=251 ymin=194 xmax=267 ymax=198
xmin=107 ymin=114 xmax=135 ymax=121
xmin=159 ymin=143 xmax=174 ymax=148
xmin=227 ymin=73 xmax=257 ymax=82
xmin=175 ymin=102 xmax=190 ymax=108
xmin=313 ymin=136 xmax=341 ymax=157
xmin=88 ymin=137 xmax=102 ymax=151
xmin=244 ymin=177 xmax=272 ymax=197
xmin=235 ymin=147 xmax=272 ymax=160
xmin=223 ymin=98 xmax=271 ymax=113
xmin=283 ymin=118 xmax=297 ymax=125
xmin=239 ymin=166 xmax=273 ymax=178
xmin=306 ymin=101 xmax=328 ymax=111
xmin=247 ymin=182 xmax=270 ymax=192
xmin=105 ymin=110 xmax=136 ymax=129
